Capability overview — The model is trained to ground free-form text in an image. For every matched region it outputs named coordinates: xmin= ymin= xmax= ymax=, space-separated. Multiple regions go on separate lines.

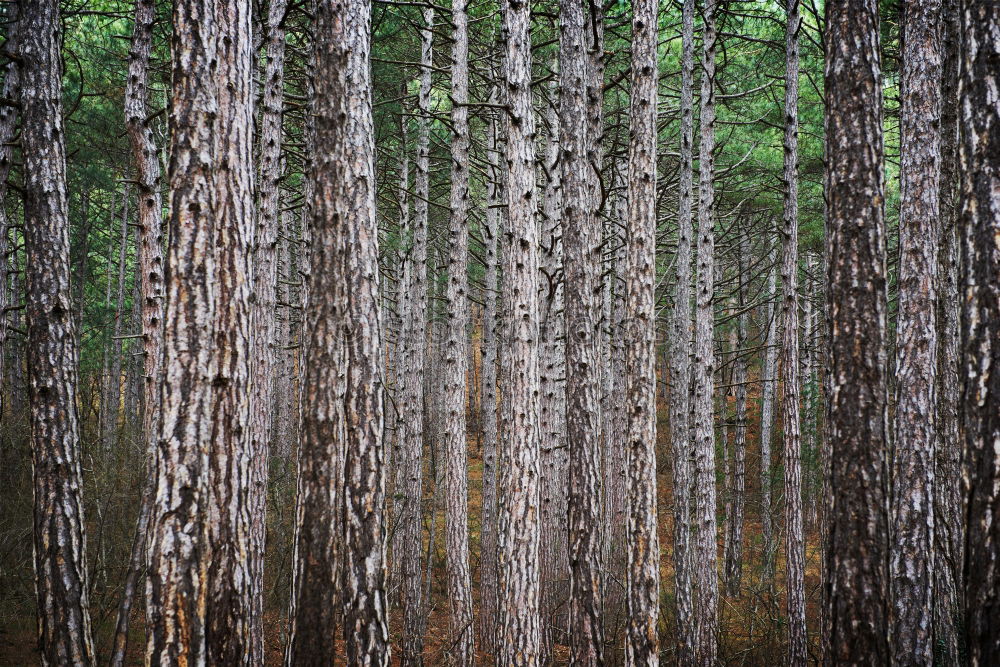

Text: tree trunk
xmin=111 ymin=7 xmax=168 ymax=632
xmin=823 ymin=0 xmax=889 ymax=661
xmin=248 ymin=1 xmax=287 ymax=660
xmin=624 ymin=0 xmax=660 ymax=662
xmin=560 ymin=0 xmax=604 ymax=661
xmin=479 ymin=110 xmax=502 ymax=658
xmin=724 ymin=230 xmax=748 ymax=598
xmin=669 ymin=0 xmax=696 ymax=658
xmin=497 ymin=0 xmax=542 ymax=659
xmin=959 ymin=2 xmax=1000 ymax=663
xmin=146 ymin=0 xmax=257 ymax=662
xmin=396 ymin=7 xmax=432 ymax=664
xmin=0 ymin=0 xmax=18 ymax=446
xmin=443 ymin=0 xmax=475 ymax=661
xmin=933 ymin=0 xmax=963 ymax=660
xmin=891 ymin=0 xmax=941 ymax=663
xmin=758 ymin=252 xmax=779 ymax=582
xmin=692 ymin=0 xmax=719 ymax=660
xmin=20 ymin=0 xmax=96 ymax=662
xmin=781 ymin=1 xmax=807 ymax=662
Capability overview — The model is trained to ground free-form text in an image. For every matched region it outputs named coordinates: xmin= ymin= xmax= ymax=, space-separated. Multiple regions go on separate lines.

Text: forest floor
xmin=0 ymin=395 xmax=825 ymax=666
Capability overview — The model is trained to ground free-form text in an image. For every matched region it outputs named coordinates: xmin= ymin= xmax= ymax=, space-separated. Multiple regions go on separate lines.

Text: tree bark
xmin=146 ymin=0 xmax=257 ymax=662
xmin=823 ymin=0 xmax=890 ymax=661
xmin=758 ymin=252 xmax=779 ymax=582
xmin=20 ymin=0 xmax=96 ymax=663
xmin=724 ymin=230 xmax=748 ymax=598
xmin=479 ymin=110 xmax=502 ymax=659
xmin=692 ymin=0 xmax=719 ymax=661
xmin=959 ymin=2 xmax=1000 ymax=664
xmin=669 ymin=0 xmax=696 ymax=658
xmin=497 ymin=0 xmax=542 ymax=660
xmin=443 ymin=0 xmax=475 ymax=661
xmin=780 ymin=1 xmax=807 ymax=662
xmin=396 ymin=8 xmax=432 ymax=664
xmin=624 ymin=0 xmax=660 ymax=663
xmin=891 ymin=0 xmax=941 ymax=663
xmin=933 ymin=0 xmax=963 ymax=661
xmin=248 ymin=0 xmax=287 ymax=660
xmin=560 ymin=0 xmax=605 ymax=662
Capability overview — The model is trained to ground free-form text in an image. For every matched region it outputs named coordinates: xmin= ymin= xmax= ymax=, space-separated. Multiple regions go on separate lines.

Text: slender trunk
xmin=397 ymin=8 xmax=432 ymax=664
xmin=823 ymin=0 xmax=889 ymax=661
xmin=111 ymin=1 xmax=167 ymax=662
xmin=959 ymin=2 xmax=1000 ymax=663
xmin=478 ymin=111 xmax=502 ymax=658
xmin=670 ymin=0 xmax=696 ymax=658
xmin=561 ymin=0 xmax=604 ymax=661
xmin=758 ymin=252 xmax=779 ymax=582
xmin=497 ymin=0 xmax=542 ymax=659
xmin=624 ymin=0 xmax=660 ymax=662
xmin=692 ymin=0 xmax=719 ymax=660
xmin=106 ymin=190 xmax=131 ymax=452
xmin=781 ymin=1 xmax=807 ymax=662
xmin=891 ymin=0 xmax=941 ymax=662
xmin=443 ymin=1 xmax=475 ymax=661
xmin=248 ymin=1 xmax=287 ymax=660
xmin=20 ymin=1 xmax=96 ymax=662
xmin=724 ymin=231 xmax=748 ymax=598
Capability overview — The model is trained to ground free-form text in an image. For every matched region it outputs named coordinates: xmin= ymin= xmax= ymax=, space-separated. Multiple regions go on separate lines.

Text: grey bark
xmin=248 ymin=0 xmax=287 ymax=660
xmin=758 ymin=253 xmax=779 ymax=582
xmin=497 ymin=0 xmax=542 ymax=659
xmin=479 ymin=110 xmax=502 ymax=658
xmin=443 ymin=0 xmax=475 ymax=661
xmin=20 ymin=0 xmax=96 ymax=662
xmin=891 ymin=0 xmax=941 ymax=662
xmin=560 ymin=0 xmax=605 ymax=662
xmin=781 ymin=1 xmax=807 ymax=662
xmin=958 ymin=2 xmax=1000 ymax=663
xmin=823 ymin=0 xmax=890 ymax=661
xmin=669 ymin=0 xmax=696 ymax=659
xmin=692 ymin=0 xmax=719 ymax=661
xmin=933 ymin=0 xmax=963 ymax=660
xmin=395 ymin=10 xmax=432 ymax=664
xmin=624 ymin=0 xmax=661 ymax=662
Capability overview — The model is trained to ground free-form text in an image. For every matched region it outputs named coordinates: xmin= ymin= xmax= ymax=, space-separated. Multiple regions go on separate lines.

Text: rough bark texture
xmin=539 ymin=79 xmax=566 ymax=663
xmin=559 ymin=1 xmax=604 ymax=663
xmin=669 ymin=0 xmax=696 ymax=659
xmin=724 ymin=233 xmax=748 ymax=598
xmin=780 ymin=2 xmax=807 ymax=662
xmin=146 ymin=0 xmax=256 ymax=663
xmin=933 ymin=1 xmax=963 ymax=660
xmin=624 ymin=0 xmax=660 ymax=663
xmin=443 ymin=1 xmax=475 ymax=661
xmin=248 ymin=1 xmax=287 ymax=661
xmin=891 ymin=0 xmax=941 ymax=663
xmin=692 ymin=0 xmax=719 ymax=661
xmin=497 ymin=0 xmax=542 ymax=660
xmin=479 ymin=112 xmax=502 ymax=658
xmin=20 ymin=1 xmax=96 ymax=663
xmin=823 ymin=0 xmax=890 ymax=662
xmin=758 ymin=254 xmax=779 ymax=582
xmin=959 ymin=2 xmax=1000 ymax=664
xmin=284 ymin=8 xmax=342 ymax=660
xmin=111 ymin=2 xmax=169 ymax=628
xmin=0 ymin=0 xmax=17 ymax=437
xmin=396 ymin=9 xmax=432 ymax=663
xmin=204 ymin=0 xmax=256 ymax=661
